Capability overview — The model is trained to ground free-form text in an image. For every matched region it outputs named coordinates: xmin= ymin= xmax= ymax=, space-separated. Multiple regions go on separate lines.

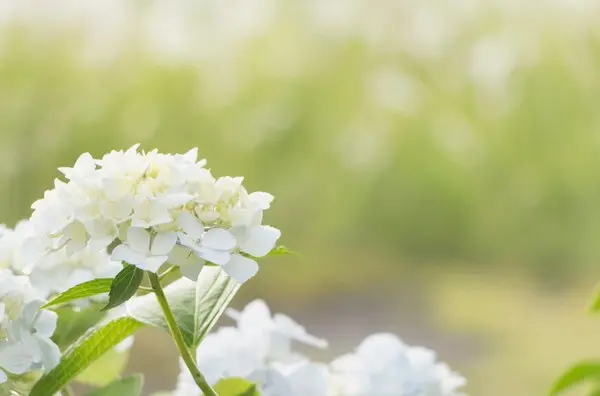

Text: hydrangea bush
xmin=1 ymin=145 xmax=467 ymax=396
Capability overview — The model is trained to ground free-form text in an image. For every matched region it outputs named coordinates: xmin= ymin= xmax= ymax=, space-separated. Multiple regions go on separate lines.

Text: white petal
xmin=196 ymin=247 xmax=231 ymax=266
xmin=148 ymin=204 xmax=173 ymax=226
xmin=34 ymin=310 xmax=58 ymax=338
xmin=235 ymin=299 xmax=272 ymax=334
xmin=183 ymin=147 xmax=198 ymax=162
xmin=248 ymin=368 xmax=290 ymax=395
xmin=20 ymin=301 xmax=40 ymax=327
xmin=161 ymin=193 xmax=193 ymax=208
xmin=111 ymin=244 xmax=147 ymax=265
xmin=169 ymin=244 xmax=205 ymax=280
xmin=202 ymin=228 xmax=236 ymax=251
xmin=0 ymin=303 xmax=4 ymax=320
xmin=0 ymin=344 xmax=33 ymax=374
xmin=240 ymin=226 xmax=281 ymax=257
xmin=67 ymin=269 xmax=94 ymax=288
xmin=21 ymin=236 xmax=48 ymax=262
xmin=100 ymin=199 xmax=133 ymax=221
xmin=126 ymin=227 xmax=151 ymax=253
xmin=178 ymin=233 xmax=200 ymax=251
xmin=178 ymin=213 xmax=205 ymax=239
xmin=103 ymin=177 xmax=132 ymax=201
xmin=222 ymin=255 xmax=259 ymax=283
xmin=273 ymin=314 xmax=328 ymax=348
xmin=0 ymin=369 xmax=7 ymax=384
xmin=249 ymin=192 xmax=274 ymax=209
xmin=136 ymin=255 xmax=168 ymax=273
xmin=65 ymin=239 xmax=88 ymax=256
xmin=18 ymin=329 xmax=42 ymax=362
xmin=151 ymin=232 xmax=177 ymax=256
xmin=37 ymin=338 xmax=61 ymax=371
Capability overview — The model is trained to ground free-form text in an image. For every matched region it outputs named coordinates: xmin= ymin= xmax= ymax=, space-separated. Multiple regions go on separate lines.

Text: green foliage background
xmin=2 ymin=1 xmax=600 ymax=395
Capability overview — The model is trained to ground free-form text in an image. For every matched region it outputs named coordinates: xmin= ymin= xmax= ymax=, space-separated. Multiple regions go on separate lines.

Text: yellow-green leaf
xmin=41 ymin=279 xmax=113 ymax=309
xmin=30 ymin=317 xmax=143 ymax=396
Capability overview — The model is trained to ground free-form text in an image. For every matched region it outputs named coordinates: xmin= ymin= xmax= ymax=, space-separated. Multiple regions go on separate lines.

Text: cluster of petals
xmin=28 ymin=145 xmax=280 ymax=284
xmin=0 ymin=269 xmax=60 ymax=386
xmin=328 ymin=334 xmax=467 ymax=396
xmin=0 ymin=220 xmax=121 ymax=302
xmin=174 ymin=299 xmax=329 ymax=396
xmin=174 ymin=300 xmax=467 ymax=396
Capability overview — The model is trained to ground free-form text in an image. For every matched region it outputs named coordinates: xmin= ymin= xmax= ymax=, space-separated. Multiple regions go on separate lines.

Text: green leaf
xmin=85 ymin=374 xmax=143 ymax=396
xmin=102 ymin=265 xmax=144 ymax=311
xmin=30 ymin=317 xmax=143 ymax=396
xmin=76 ymin=346 xmax=131 ymax=386
xmin=52 ymin=305 xmax=106 ymax=350
xmin=41 ymin=279 xmax=113 ymax=309
xmin=550 ymin=362 xmax=600 ymax=395
xmin=215 ymin=378 xmax=260 ymax=396
xmin=266 ymin=245 xmax=297 ymax=257
xmin=129 ymin=266 xmax=239 ymax=348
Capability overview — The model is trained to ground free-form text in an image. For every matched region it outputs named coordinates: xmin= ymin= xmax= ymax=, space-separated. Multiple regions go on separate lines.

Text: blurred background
xmin=2 ymin=0 xmax=600 ymax=394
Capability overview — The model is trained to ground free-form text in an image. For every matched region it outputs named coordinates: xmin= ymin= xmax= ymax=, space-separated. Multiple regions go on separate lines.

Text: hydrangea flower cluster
xmin=174 ymin=300 xmax=466 ymax=396
xmin=174 ymin=300 xmax=329 ymax=396
xmin=0 ymin=220 xmax=122 ymax=301
xmin=328 ymin=334 xmax=467 ymax=396
xmin=0 ymin=269 xmax=60 ymax=387
xmin=27 ymin=145 xmax=281 ymax=283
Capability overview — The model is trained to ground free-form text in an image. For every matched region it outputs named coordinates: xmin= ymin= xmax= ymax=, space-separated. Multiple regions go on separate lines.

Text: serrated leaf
xmin=129 ymin=266 xmax=239 ymax=348
xmin=550 ymin=362 xmax=600 ymax=395
xmin=102 ymin=265 xmax=144 ymax=311
xmin=30 ymin=317 xmax=143 ymax=396
xmin=41 ymin=279 xmax=113 ymax=309
xmin=76 ymin=346 xmax=130 ymax=386
xmin=215 ymin=378 xmax=260 ymax=396
xmin=52 ymin=305 xmax=106 ymax=350
xmin=85 ymin=374 xmax=143 ymax=396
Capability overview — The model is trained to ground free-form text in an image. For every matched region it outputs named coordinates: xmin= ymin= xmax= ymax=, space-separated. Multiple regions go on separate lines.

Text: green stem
xmin=158 ymin=265 xmax=178 ymax=281
xmin=148 ymin=272 xmax=218 ymax=396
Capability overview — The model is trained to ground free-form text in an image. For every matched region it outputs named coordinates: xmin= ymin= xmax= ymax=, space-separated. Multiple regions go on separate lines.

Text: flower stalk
xmin=147 ymin=272 xmax=218 ymax=396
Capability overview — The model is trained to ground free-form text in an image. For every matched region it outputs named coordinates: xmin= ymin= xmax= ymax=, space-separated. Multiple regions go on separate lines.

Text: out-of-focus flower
xmin=28 ymin=145 xmax=280 ymax=283
xmin=174 ymin=299 xmax=327 ymax=396
xmin=226 ymin=299 xmax=327 ymax=361
xmin=327 ymin=333 xmax=467 ymax=396
xmin=0 ymin=269 xmax=60 ymax=385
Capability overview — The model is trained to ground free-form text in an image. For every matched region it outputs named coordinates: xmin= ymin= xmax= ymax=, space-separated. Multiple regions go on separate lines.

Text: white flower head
xmin=226 ymin=299 xmax=327 ymax=362
xmin=0 ymin=220 xmax=121 ymax=302
xmin=174 ymin=299 xmax=328 ymax=396
xmin=328 ymin=333 xmax=467 ymax=396
xmin=0 ymin=269 xmax=60 ymax=384
xmin=29 ymin=146 xmax=280 ymax=284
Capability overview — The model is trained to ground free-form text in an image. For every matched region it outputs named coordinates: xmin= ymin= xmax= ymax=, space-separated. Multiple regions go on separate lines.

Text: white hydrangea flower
xmin=174 ymin=299 xmax=328 ymax=396
xmin=0 ymin=220 xmax=121 ymax=301
xmin=0 ymin=220 xmax=38 ymax=275
xmin=226 ymin=299 xmax=327 ymax=361
xmin=112 ymin=227 xmax=177 ymax=273
xmin=327 ymin=333 xmax=467 ymax=396
xmin=0 ymin=269 xmax=60 ymax=385
xmin=28 ymin=145 xmax=280 ymax=284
